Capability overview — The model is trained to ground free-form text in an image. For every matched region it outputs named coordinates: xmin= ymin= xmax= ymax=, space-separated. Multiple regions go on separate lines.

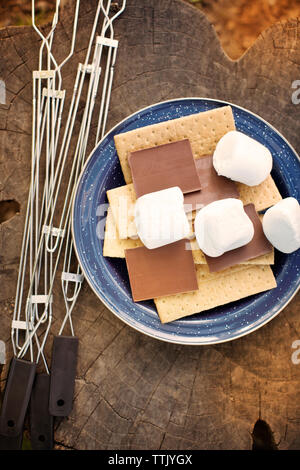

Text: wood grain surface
xmin=0 ymin=0 xmax=299 ymax=450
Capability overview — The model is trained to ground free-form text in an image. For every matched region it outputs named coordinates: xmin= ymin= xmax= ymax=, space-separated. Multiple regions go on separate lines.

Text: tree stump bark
xmin=0 ymin=0 xmax=300 ymax=450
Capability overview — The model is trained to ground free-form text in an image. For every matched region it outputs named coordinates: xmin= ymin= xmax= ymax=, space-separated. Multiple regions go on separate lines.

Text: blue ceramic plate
xmin=72 ymin=98 xmax=300 ymax=345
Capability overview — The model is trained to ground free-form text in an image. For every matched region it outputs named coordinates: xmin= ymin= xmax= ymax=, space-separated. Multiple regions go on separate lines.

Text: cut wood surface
xmin=0 ymin=0 xmax=300 ymax=450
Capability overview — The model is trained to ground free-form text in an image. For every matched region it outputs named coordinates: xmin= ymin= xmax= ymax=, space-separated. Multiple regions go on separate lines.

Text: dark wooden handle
xmin=0 ymin=433 xmax=23 ymax=450
xmin=0 ymin=357 xmax=36 ymax=437
xmin=30 ymin=373 xmax=53 ymax=450
xmin=49 ymin=335 xmax=79 ymax=417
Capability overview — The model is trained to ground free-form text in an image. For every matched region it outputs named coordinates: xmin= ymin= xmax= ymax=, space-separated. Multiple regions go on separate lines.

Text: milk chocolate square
xmin=205 ymin=204 xmax=273 ymax=272
xmin=128 ymin=139 xmax=202 ymax=198
xmin=184 ymin=155 xmax=239 ymax=212
xmin=125 ymin=239 xmax=198 ymax=302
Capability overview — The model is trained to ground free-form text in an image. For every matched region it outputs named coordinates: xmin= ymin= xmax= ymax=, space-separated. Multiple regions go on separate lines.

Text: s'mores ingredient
xmin=262 ymin=197 xmax=300 ymax=253
xmin=125 ymin=239 xmax=198 ymax=301
xmin=194 ymin=198 xmax=254 ymax=257
xmin=129 ymin=139 xmax=202 ymax=198
xmin=114 ymin=106 xmax=236 ymax=185
xmin=154 ymin=264 xmax=277 ymax=323
xmin=213 ymin=130 xmax=273 ymax=186
xmin=184 ymin=155 xmax=240 ymax=212
xmin=134 ymin=187 xmax=190 ymax=250
xmin=204 ymin=203 xmax=273 ymax=272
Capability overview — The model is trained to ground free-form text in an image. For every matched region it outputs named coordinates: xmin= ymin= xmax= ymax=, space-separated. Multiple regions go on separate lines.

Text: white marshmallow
xmin=134 ymin=187 xmax=190 ymax=250
xmin=194 ymin=198 xmax=254 ymax=257
xmin=213 ymin=130 xmax=273 ymax=186
xmin=262 ymin=197 xmax=300 ymax=254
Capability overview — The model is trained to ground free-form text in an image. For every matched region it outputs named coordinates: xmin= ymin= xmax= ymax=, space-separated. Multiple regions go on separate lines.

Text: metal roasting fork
xmin=16 ymin=0 xmax=108 ymax=362
xmin=60 ymin=0 xmax=126 ymax=336
xmin=50 ymin=1 xmax=126 ymax=418
xmin=0 ymin=0 xmax=80 ymax=449
xmin=12 ymin=0 xmax=80 ymax=366
xmin=10 ymin=1 xmax=125 ymax=419
xmin=0 ymin=0 xmax=126 ymax=449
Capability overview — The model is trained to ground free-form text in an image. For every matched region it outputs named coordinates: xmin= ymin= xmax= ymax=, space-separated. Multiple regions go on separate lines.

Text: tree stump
xmin=0 ymin=0 xmax=300 ymax=450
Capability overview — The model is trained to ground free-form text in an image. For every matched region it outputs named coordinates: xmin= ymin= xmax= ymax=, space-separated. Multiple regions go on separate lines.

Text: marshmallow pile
xmin=134 ymin=130 xmax=300 ymax=257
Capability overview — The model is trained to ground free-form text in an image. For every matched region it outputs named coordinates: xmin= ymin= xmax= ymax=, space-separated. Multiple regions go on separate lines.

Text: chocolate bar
xmin=125 ymin=239 xmax=198 ymax=301
xmin=128 ymin=140 xmax=202 ymax=198
xmin=184 ymin=155 xmax=240 ymax=211
xmin=205 ymin=204 xmax=273 ymax=272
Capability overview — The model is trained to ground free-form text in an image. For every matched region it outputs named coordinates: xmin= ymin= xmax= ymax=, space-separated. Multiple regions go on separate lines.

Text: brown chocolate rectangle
xmin=205 ymin=204 xmax=273 ymax=273
xmin=128 ymin=139 xmax=202 ymax=198
xmin=184 ymin=155 xmax=240 ymax=212
xmin=125 ymin=239 xmax=198 ymax=302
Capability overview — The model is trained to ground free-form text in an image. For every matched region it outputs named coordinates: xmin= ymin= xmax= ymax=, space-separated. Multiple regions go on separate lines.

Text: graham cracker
xmin=114 ymin=119 xmax=178 ymax=185
xmin=103 ymin=207 xmax=143 ymax=258
xmin=237 ymin=175 xmax=282 ymax=212
xmin=173 ymin=105 xmax=236 ymax=159
xmin=107 ymin=184 xmax=137 ymax=239
xmin=114 ymin=106 xmax=236 ymax=185
xmin=154 ymin=264 xmax=277 ymax=323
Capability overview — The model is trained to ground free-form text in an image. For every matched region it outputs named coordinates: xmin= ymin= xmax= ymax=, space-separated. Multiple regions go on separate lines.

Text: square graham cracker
xmin=114 ymin=106 xmax=236 ymax=185
xmin=154 ymin=264 xmax=277 ymax=323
